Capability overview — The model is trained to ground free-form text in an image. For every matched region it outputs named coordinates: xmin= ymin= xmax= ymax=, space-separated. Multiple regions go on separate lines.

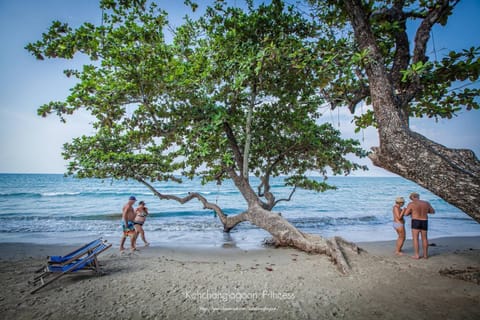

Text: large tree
xmin=27 ymin=0 xmax=365 ymax=272
xmin=308 ymin=0 xmax=480 ymax=222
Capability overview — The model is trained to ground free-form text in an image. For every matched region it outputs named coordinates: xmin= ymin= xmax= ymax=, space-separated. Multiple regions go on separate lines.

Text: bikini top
xmin=136 ymin=209 xmax=148 ymax=218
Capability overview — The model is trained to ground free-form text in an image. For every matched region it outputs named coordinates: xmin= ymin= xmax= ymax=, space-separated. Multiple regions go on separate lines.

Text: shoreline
xmin=0 ymin=236 xmax=479 ymax=319
xmin=0 ymin=234 xmax=479 ymax=259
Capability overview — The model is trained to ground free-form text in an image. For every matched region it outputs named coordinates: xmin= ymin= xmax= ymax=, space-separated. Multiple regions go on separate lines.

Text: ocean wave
xmin=0 ymin=192 xmax=43 ymax=198
xmin=216 ymin=190 xmax=242 ymax=195
xmin=288 ymin=215 xmax=382 ymax=228
xmin=41 ymin=192 xmax=81 ymax=197
xmin=155 ymin=210 xmax=219 ymax=218
xmin=430 ymin=216 xmax=475 ymax=221
xmin=0 ymin=218 xmax=224 ymax=233
xmin=0 ymin=209 xmax=220 ymax=222
xmin=0 ymin=213 xmax=478 ymax=236
xmin=0 ymin=215 xmax=382 ymax=234
xmin=0 ymin=191 xmax=94 ymax=198
xmin=0 ymin=190 xmax=199 ymax=199
xmin=151 ymin=221 xmax=224 ymax=232
xmin=0 ymin=220 xmax=117 ymax=233
xmin=0 ymin=191 xmax=88 ymax=198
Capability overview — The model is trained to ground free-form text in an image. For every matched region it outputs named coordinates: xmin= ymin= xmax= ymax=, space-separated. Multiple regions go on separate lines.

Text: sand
xmin=0 ymin=236 xmax=479 ymax=320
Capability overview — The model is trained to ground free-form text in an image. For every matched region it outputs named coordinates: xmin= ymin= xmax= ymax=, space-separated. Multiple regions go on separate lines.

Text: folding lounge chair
xmin=30 ymin=239 xmax=112 ymax=294
xmin=47 ymin=238 xmax=103 ymax=264
xmin=33 ymin=238 xmax=104 ymax=273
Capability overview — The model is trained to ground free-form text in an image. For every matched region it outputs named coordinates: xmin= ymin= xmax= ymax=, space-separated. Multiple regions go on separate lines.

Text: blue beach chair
xmin=30 ymin=239 xmax=112 ymax=294
xmin=33 ymin=238 xmax=104 ymax=273
xmin=47 ymin=238 xmax=103 ymax=264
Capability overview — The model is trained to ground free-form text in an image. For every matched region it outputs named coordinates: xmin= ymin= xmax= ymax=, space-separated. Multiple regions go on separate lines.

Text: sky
xmin=0 ymin=0 xmax=479 ymax=176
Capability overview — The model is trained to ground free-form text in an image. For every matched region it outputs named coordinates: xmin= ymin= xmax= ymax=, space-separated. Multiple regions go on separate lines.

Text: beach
xmin=0 ymin=236 xmax=479 ymax=320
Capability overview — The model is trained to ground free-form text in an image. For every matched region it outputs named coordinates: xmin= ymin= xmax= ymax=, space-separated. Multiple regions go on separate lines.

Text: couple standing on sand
xmin=393 ymin=192 xmax=435 ymax=259
xmin=120 ymin=196 xmax=150 ymax=252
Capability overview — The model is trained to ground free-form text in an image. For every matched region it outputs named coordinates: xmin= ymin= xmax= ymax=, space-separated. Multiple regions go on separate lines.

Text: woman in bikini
xmin=392 ymin=197 xmax=406 ymax=255
xmin=133 ymin=201 xmax=150 ymax=246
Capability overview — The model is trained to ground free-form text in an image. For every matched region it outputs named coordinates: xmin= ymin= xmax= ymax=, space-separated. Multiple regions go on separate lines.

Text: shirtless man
xmin=120 ymin=196 xmax=137 ymax=252
xmin=404 ymin=192 xmax=435 ymax=259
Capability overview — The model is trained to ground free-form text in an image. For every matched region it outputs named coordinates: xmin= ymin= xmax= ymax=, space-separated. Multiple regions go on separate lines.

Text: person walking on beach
xmin=120 ymin=196 xmax=137 ymax=252
xmin=404 ymin=192 xmax=435 ymax=259
xmin=133 ymin=200 xmax=150 ymax=247
xmin=392 ymin=197 xmax=406 ymax=256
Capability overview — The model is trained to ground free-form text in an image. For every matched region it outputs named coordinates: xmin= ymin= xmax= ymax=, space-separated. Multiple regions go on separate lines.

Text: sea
xmin=0 ymin=174 xmax=479 ymax=249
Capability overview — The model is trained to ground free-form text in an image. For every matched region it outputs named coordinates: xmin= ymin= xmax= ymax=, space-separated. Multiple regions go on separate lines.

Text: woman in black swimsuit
xmin=133 ymin=201 xmax=150 ymax=246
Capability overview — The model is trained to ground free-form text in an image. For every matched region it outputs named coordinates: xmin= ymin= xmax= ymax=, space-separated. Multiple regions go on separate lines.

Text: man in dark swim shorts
xmin=120 ymin=196 xmax=137 ymax=252
xmin=404 ymin=192 xmax=435 ymax=259
xmin=411 ymin=219 xmax=428 ymax=231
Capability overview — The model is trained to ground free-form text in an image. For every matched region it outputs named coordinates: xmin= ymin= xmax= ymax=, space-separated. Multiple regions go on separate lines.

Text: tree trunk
xmin=245 ymin=204 xmax=361 ymax=274
xmin=368 ymin=75 xmax=480 ymax=222
xmin=341 ymin=0 xmax=480 ymax=223
xmin=365 ymin=50 xmax=480 ymax=222
xmin=242 ymin=81 xmax=256 ymax=179
xmin=369 ymin=127 xmax=480 ymax=223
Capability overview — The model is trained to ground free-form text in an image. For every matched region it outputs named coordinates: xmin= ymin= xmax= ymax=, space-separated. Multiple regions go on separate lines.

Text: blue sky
xmin=0 ymin=0 xmax=479 ymax=175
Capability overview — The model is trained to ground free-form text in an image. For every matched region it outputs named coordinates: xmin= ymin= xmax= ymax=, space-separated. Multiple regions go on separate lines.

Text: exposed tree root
xmin=439 ymin=266 xmax=480 ymax=285
xmin=265 ymin=232 xmax=362 ymax=274
xmin=327 ymin=237 xmax=350 ymax=274
xmin=334 ymin=236 xmax=363 ymax=254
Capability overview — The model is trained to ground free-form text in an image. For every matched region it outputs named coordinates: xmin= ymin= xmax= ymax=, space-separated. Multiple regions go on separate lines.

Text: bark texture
xmin=369 ymin=130 xmax=480 ymax=223
xmin=342 ymin=0 xmax=480 ymax=222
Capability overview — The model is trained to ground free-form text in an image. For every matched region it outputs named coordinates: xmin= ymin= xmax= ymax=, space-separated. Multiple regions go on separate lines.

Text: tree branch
xmin=226 ymin=167 xmax=262 ymax=207
xmin=368 ymin=1 xmax=410 ymax=108
xmin=273 ymin=185 xmax=297 ymax=207
xmin=401 ymin=0 xmax=459 ymax=106
xmin=347 ymin=85 xmax=370 ymax=113
xmin=136 ymin=176 xmax=248 ymax=231
xmin=389 ymin=2 xmax=411 ymax=86
xmin=223 ymin=210 xmax=250 ymax=233
xmin=258 ymin=145 xmax=298 ymax=208
xmin=243 ymin=79 xmax=257 ymax=180
xmin=258 ymin=174 xmax=275 ymax=210
xmin=370 ymin=1 xmax=405 ymax=21
xmin=223 ymin=121 xmax=243 ymax=174
xmin=412 ymin=0 xmax=455 ymax=65
xmin=256 ymin=142 xmax=307 ymax=209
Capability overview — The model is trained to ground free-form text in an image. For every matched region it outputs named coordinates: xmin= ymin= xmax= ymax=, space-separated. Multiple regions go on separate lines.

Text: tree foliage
xmin=26 ymin=0 xmax=367 ymax=210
